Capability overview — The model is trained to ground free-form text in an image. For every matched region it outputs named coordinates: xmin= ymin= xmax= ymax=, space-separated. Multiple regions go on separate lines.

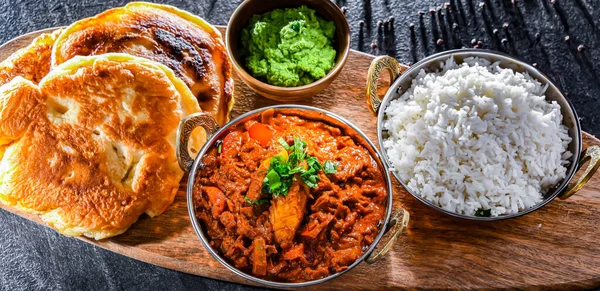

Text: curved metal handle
xmin=365 ymin=207 xmax=410 ymax=264
xmin=559 ymin=145 xmax=600 ymax=199
xmin=176 ymin=112 xmax=219 ymax=172
xmin=366 ymin=56 xmax=404 ymax=115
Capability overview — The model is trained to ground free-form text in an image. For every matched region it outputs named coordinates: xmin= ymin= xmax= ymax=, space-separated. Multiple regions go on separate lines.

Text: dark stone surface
xmin=0 ymin=0 xmax=599 ymax=290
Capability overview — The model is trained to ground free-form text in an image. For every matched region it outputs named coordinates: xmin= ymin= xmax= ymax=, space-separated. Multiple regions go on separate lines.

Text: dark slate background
xmin=0 ymin=0 xmax=599 ymax=290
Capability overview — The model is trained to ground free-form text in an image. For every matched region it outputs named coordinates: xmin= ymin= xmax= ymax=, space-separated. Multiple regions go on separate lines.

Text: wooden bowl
xmin=226 ymin=0 xmax=350 ymax=101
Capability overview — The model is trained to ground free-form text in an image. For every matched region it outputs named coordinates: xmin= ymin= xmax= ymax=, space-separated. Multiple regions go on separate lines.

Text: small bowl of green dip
xmin=226 ymin=0 xmax=350 ymax=101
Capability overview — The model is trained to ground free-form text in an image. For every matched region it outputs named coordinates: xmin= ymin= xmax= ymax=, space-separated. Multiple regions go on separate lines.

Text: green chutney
xmin=241 ymin=6 xmax=337 ymax=87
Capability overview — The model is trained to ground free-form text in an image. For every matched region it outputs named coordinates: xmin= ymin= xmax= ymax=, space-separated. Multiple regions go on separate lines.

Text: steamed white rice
xmin=383 ymin=57 xmax=573 ymax=217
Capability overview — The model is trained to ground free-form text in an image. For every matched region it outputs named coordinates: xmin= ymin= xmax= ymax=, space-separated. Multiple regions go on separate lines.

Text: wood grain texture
xmin=1 ymin=27 xmax=599 ymax=290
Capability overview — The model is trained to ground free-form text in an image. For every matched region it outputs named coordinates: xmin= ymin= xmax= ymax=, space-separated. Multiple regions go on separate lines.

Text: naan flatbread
xmin=0 ymin=54 xmax=202 ymax=239
xmin=52 ymin=2 xmax=234 ymax=125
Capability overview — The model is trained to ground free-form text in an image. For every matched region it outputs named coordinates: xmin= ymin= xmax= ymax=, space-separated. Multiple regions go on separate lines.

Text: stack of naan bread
xmin=0 ymin=2 xmax=233 ymax=239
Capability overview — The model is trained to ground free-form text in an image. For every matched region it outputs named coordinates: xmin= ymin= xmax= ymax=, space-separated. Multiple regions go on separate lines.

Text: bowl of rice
xmin=366 ymin=49 xmax=600 ymax=220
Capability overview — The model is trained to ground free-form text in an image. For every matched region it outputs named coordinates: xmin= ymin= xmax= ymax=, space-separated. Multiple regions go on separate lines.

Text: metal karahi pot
xmin=176 ymin=105 xmax=410 ymax=287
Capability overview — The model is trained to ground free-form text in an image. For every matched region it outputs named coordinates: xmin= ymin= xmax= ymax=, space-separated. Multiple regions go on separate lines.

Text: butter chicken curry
xmin=193 ymin=109 xmax=387 ymax=282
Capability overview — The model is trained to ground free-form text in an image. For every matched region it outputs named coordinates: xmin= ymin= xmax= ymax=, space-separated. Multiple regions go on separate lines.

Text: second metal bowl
xmin=366 ymin=49 xmax=600 ymax=221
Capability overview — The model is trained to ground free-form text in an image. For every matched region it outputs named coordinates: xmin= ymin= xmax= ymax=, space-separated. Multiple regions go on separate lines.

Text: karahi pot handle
xmin=559 ymin=145 xmax=600 ymax=199
xmin=176 ymin=112 xmax=220 ymax=172
xmin=366 ymin=56 xmax=406 ymax=115
xmin=365 ymin=207 xmax=410 ymax=264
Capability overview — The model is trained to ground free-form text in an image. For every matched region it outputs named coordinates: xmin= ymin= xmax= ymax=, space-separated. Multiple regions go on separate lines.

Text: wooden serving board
xmin=1 ymin=26 xmax=600 ymax=290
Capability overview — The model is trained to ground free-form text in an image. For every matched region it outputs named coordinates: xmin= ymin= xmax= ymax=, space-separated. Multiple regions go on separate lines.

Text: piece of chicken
xmin=269 ymin=179 xmax=309 ymax=249
xmin=202 ymin=186 xmax=226 ymax=218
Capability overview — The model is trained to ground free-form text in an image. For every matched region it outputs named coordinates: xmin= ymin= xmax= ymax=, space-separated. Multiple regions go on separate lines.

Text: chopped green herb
xmin=293 ymin=136 xmax=307 ymax=165
xmin=258 ymin=136 xmax=338 ymax=201
xmin=261 ymin=182 xmax=272 ymax=195
xmin=301 ymin=170 xmax=319 ymax=188
xmin=323 ymin=160 xmax=337 ymax=174
xmin=217 ymin=143 xmax=222 ymax=154
xmin=244 ymin=196 xmax=270 ymax=205
xmin=278 ymin=138 xmax=291 ymax=150
xmin=262 ymin=155 xmax=294 ymax=197
xmin=289 ymin=166 xmax=304 ymax=175
xmin=270 ymin=156 xmax=290 ymax=177
xmin=306 ymin=156 xmax=321 ymax=171
xmin=287 ymin=153 xmax=297 ymax=168
xmin=475 ymin=208 xmax=492 ymax=217
xmin=265 ymin=170 xmax=281 ymax=193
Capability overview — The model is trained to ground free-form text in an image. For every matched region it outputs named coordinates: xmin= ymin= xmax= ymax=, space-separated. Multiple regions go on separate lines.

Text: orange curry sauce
xmin=193 ymin=110 xmax=387 ymax=282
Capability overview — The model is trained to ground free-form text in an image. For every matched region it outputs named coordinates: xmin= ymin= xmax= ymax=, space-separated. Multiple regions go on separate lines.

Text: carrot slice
xmin=248 ymin=122 xmax=273 ymax=147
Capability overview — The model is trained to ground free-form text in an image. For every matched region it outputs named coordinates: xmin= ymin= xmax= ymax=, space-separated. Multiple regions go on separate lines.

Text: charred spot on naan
xmin=52 ymin=2 xmax=234 ymax=126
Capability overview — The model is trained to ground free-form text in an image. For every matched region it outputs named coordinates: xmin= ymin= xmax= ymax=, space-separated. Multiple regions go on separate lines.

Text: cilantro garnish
xmin=475 ymin=208 xmax=492 ymax=217
xmin=323 ymin=160 xmax=338 ymax=174
xmin=260 ymin=137 xmax=337 ymax=198
xmin=216 ymin=140 xmax=223 ymax=154
xmin=278 ymin=138 xmax=291 ymax=150
xmin=244 ymin=196 xmax=270 ymax=205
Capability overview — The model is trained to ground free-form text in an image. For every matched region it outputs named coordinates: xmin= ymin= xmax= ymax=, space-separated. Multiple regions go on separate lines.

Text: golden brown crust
xmin=0 ymin=78 xmax=44 ymax=145
xmin=52 ymin=2 xmax=234 ymax=125
xmin=0 ymin=29 xmax=62 ymax=86
xmin=0 ymin=54 xmax=202 ymax=239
